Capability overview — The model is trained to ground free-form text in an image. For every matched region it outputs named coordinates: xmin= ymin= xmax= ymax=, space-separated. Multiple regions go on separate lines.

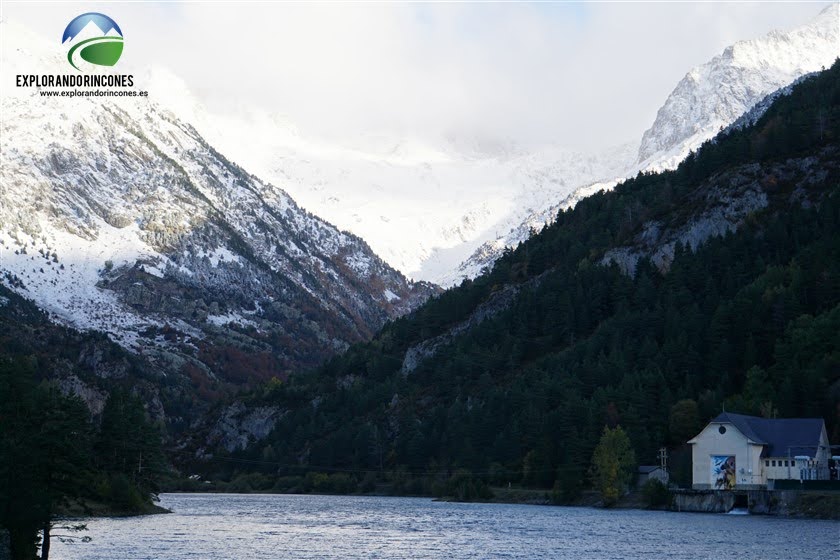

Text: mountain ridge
xmin=0 ymin=21 xmax=437 ymax=411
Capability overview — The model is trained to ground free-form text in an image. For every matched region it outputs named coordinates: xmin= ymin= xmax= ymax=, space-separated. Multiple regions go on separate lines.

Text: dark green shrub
xmin=642 ymin=479 xmax=671 ymax=508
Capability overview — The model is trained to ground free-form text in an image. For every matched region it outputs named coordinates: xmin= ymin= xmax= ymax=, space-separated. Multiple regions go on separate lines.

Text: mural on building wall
xmin=711 ymin=455 xmax=736 ymax=489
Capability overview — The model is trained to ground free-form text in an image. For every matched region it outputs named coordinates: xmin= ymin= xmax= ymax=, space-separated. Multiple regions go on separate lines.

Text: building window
xmin=772 ymin=460 xmax=776 ymax=467
xmin=765 ymin=460 xmax=769 ymax=467
xmin=718 ymin=426 xmax=727 ymax=434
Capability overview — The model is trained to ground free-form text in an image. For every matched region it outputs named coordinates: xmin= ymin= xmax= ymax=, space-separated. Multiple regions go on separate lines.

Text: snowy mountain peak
xmin=637 ymin=4 xmax=839 ymax=169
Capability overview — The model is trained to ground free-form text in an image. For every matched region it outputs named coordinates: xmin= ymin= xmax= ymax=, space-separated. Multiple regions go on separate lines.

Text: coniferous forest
xmin=0 ymin=358 xmax=165 ymax=559
xmin=193 ymin=62 xmax=840 ymax=497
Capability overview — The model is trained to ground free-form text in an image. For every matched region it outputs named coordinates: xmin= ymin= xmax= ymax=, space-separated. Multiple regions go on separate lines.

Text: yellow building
xmin=687 ymin=412 xmax=830 ymax=489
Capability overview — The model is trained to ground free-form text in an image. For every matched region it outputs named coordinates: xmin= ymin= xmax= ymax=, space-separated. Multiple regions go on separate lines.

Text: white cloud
xmin=2 ymin=1 xmax=829 ymax=151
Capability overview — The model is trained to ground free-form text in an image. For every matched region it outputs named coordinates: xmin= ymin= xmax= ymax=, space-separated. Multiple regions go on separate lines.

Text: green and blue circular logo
xmin=62 ymin=13 xmax=123 ymax=72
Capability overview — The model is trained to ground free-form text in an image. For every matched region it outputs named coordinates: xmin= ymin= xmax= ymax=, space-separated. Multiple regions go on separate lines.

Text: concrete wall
xmin=674 ymin=489 xmax=777 ymax=514
xmin=674 ymin=490 xmax=737 ymax=513
xmin=673 ymin=489 xmax=840 ymax=518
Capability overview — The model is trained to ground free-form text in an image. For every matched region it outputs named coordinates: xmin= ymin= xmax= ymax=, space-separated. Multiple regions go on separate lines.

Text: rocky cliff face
xmin=204 ymin=402 xmax=284 ymax=454
xmin=601 ymin=152 xmax=838 ymax=275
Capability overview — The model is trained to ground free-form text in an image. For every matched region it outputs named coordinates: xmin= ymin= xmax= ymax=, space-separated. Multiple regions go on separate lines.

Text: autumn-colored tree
xmin=590 ymin=426 xmax=636 ymax=507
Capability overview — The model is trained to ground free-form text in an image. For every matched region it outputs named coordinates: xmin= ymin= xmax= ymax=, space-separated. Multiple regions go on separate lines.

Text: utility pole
xmin=658 ymin=447 xmax=668 ymax=473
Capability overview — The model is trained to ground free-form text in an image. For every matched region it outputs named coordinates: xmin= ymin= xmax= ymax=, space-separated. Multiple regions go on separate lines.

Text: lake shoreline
xmin=151 ymin=487 xmax=840 ymax=520
xmin=56 ymin=498 xmax=171 ymax=519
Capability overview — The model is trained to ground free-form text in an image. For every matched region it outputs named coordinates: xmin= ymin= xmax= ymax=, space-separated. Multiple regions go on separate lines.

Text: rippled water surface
xmin=51 ymin=493 xmax=839 ymax=559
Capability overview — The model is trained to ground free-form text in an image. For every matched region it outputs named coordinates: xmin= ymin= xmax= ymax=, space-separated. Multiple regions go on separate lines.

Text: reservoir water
xmin=51 ymin=493 xmax=839 ymax=559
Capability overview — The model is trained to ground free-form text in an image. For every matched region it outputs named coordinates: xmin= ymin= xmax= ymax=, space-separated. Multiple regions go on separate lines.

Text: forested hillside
xmin=193 ymin=61 xmax=840 ymax=496
xmin=0 ymin=276 xmax=169 ymax=559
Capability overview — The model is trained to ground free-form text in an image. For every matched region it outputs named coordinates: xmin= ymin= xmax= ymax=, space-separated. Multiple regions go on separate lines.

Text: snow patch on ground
xmin=206 ymin=312 xmax=257 ymax=329
xmin=0 ymin=218 xmax=162 ymax=346
xmin=196 ymin=247 xmax=241 ymax=268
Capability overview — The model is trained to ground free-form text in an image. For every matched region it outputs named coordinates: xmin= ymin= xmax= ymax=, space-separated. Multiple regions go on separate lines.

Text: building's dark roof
xmin=711 ymin=412 xmax=826 ymax=457
xmin=638 ymin=466 xmax=663 ymax=474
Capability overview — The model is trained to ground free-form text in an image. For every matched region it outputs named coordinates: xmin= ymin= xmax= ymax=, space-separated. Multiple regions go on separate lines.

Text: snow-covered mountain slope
xmin=426 ymin=146 xmax=636 ymax=286
xmin=455 ymin=4 xmax=839 ymax=284
xmin=138 ymin=68 xmax=636 ymax=287
xmin=0 ymin=21 xmax=435 ymax=385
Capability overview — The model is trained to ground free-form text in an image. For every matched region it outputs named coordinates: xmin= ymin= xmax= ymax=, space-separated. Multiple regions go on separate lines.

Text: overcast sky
xmin=3 ymin=2 xmax=830 ymax=151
